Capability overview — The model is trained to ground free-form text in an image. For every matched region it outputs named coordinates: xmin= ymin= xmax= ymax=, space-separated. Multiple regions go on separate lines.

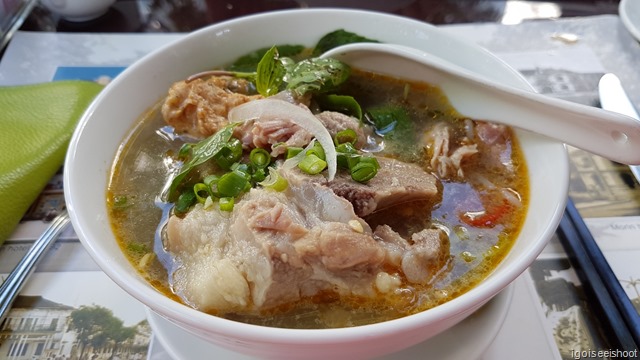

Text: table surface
xmin=2 ymin=1 xmax=640 ymax=360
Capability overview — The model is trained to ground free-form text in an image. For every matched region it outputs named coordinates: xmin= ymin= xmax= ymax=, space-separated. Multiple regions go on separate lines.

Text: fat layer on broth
xmin=107 ymin=67 xmax=528 ymax=329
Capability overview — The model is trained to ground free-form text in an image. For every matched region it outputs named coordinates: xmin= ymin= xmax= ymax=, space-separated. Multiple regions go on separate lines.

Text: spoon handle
xmin=324 ymin=43 xmax=640 ymax=165
xmin=0 ymin=210 xmax=70 ymax=323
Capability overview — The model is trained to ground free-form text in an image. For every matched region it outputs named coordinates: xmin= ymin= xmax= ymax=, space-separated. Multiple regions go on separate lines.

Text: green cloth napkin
xmin=0 ymin=80 xmax=103 ymax=244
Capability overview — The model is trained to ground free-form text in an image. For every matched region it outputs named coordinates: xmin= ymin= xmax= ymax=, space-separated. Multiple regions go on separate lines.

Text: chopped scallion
xmin=217 ymin=170 xmax=249 ymax=197
xmin=259 ymin=168 xmax=288 ymax=191
xmin=335 ymin=142 xmax=359 ymax=169
xmin=298 ymin=153 xmax=327 ymax=175
xmin=193 ymin=183 xmax=210 ymax=203
xmin=334 ymin=128 xmax=358 ymax=145
xmin=203 ymin=174 xmax=219 ymax=188
xmin=214 ymin=138 xmax=243 ymax=170
xmin=286 ymin=146 xmax=304 ymax=159
xmin=357 ymin=156 xmax=380 ymax=170
xmin=250 ymin=148 xmax=271 ymax=169
xmin=175 ymin=191 xmax=197 ymax=214
xmin=252 ymin=167 xmax=267 ymax=182
xmin=231 ymin=162 xmax=251 ymax=177
xmin=306 ymin=140 xmax=326 ymax=161
xmin=219 ymin=197 xmax=235 ymax=212
xmin=350 ymin=160 xmax=378 ymax=183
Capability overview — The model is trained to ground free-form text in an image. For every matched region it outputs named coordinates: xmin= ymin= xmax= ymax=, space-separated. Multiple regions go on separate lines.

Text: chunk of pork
xmin=234 ymin=117 xmax=314 ymax=157
xmin=166 ymin=175 xmax=383 ymax=312
xmin=425 ymin=122 xmax=478 ymax=179
xmin=235 ymin=109 xmax=368 ymax=157
xmin=374 ymin=225 xmax=450 ymax=284
xmin=162 ymin=76 xmax=261 ymax=138
xmin=166 ymin=163 xmax=447 ymax=313
xmin=328 ymin=157 xmax=441 ymax=217
xmin=315 ymin=111 xmax=369 ymax=148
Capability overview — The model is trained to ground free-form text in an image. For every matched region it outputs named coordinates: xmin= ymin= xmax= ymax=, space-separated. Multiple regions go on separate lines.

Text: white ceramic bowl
xmin=64 ymin=9 xmax=569 ymax=359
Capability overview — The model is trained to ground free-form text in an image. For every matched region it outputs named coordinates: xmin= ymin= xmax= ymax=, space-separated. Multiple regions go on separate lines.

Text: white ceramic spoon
xmin=322 ymin=43 xmax=640 ymax=165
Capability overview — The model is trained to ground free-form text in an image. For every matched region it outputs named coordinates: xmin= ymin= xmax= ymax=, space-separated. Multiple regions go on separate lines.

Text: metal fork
xmin=0 ymin=210 xmax=71 ymax=323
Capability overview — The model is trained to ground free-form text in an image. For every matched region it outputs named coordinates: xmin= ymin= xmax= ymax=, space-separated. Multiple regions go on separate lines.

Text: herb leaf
xmin=285 ymin=57 xmax=350 ymax=97
xmin=367 ymin=105 xmax=412 ymax=138
xmin=317 ymin=94 xmax=362 ymax=120
xmin=256 ymin=46 xmax=286 ymax=97
xmin=312 ymin=29 xmax=380 ymax=56
xmin=229 ymin=45 xmax=305 ymax=72
xmin=168 ymin=123 xmax=237 ymax=200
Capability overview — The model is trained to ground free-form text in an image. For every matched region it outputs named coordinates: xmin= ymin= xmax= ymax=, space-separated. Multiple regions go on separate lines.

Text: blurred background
xmin=20 ymin=0 xmax=622 ymax=33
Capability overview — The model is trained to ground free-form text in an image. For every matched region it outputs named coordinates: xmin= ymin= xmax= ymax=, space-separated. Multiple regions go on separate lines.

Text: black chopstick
xmin=556 ymin=198 xmax=640 ymax=351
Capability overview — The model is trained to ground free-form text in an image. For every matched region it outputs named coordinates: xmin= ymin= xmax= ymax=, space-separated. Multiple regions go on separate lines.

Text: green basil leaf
xmin=366 ymin=105 xmax=412 ymax=138
xmin=312 ymin=29 xmax=380 ymax=56
xmin=317 ymin=94 xmax=362 ymax=120
xmin=285 ymin=57 xmax=350 ymax=97
xmin=256 ymin=46 xmax=286 ymax=97
xmin=229 ymin=45 xmax=305 ymax=72
xmin=168 ymin=123 xmax=238 ymax=200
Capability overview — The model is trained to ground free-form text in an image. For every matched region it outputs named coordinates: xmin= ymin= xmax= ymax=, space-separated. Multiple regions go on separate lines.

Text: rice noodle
xmin=229 ymin=98 xmax=337 ymax=181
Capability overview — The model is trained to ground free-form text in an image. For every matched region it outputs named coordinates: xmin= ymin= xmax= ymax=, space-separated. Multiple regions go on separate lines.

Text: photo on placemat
xmin=528 ymin=256 xmax=613 ymax=360
xmin=0 ymin=272 xmax=151 ymax=360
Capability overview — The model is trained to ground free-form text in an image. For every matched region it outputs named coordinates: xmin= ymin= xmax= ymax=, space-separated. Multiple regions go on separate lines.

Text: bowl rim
xmin=64 ymin=7 xmax=569 ymax=345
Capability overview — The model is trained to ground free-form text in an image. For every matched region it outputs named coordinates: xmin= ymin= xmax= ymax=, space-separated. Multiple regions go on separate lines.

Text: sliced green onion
xmin=357 ymin=156 xmax=380 ymax=170
xmin=175 ymin=191 xmax=197 ymax=214
xmin=203 ymin=174 xmax=219 ymax=188
xmin=298 ymin=153 xmax=327 ymax=175
xmin=335 ymin=142 xmax=359 ymax=169
xmin=306 ymin=140 xmax=326 ymax=161
xmin=193 ymin=183 xmax=210 ymax=203
xmin=350 ymin=161 xmax=378 ymax=183
xmin=286 ymin=146 xmax=303 ymax=159
xmin=231 ymin=162 xmax=251 ymax=178
xmin=250 ymin=148 xmax=271 ymax=169
xmin=252 ymin=168 xmax=267 ymax=182
xmin=214 ymin=138 xmax=243 ymax=170
xmin=214 ymin=147 xmax=236 ymax=170
xmin=336 ymin=142 xmax=357 ymax=154
xmin=334 ymin=128 xmax=358 ymax=145
xmin=219 ymin=197 xmax=235 ymax=212
xmin=259 ymin=168 xmax=288 ymax=191
xmin=217 ymin=170 xmax=249 ymax=197
xmin=338 ymin=153 xmax=360 ymax=170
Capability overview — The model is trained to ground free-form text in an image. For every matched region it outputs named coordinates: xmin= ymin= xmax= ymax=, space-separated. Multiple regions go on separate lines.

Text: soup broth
xmin=107 ymin=68 xmax=528 ymax=328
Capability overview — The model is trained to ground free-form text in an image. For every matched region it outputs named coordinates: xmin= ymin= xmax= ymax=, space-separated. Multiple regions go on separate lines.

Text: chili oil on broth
xmin=106 ymin=70 xmax=529 ymax=329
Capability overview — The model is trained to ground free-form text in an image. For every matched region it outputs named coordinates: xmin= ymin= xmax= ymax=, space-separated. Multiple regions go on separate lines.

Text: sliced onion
xmin=228 ymin=98 xmax=337 ymax=181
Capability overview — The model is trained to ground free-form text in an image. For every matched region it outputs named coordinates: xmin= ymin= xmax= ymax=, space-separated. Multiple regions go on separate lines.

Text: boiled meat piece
xmin=315 ymin=111 xmax=369 ymax=148
xmin=165 ymin=162 xmax=447 ymax=314
xmin=328 ymin=156 xmax=441 ymax=217
xmin=165 ymin=169 xmax=385 ymax=313
xmin=234 ymin=116 xmax=314 ymax=157
xmin=234 ymin=108 xmax=369 ymax=157
xmin=425 ymin=122 xmax=478 ymax=179
xmin=161 ymin=75 xmax=261 ymax=138
xmin=374 ymin=225 xmax=450 ymax=285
